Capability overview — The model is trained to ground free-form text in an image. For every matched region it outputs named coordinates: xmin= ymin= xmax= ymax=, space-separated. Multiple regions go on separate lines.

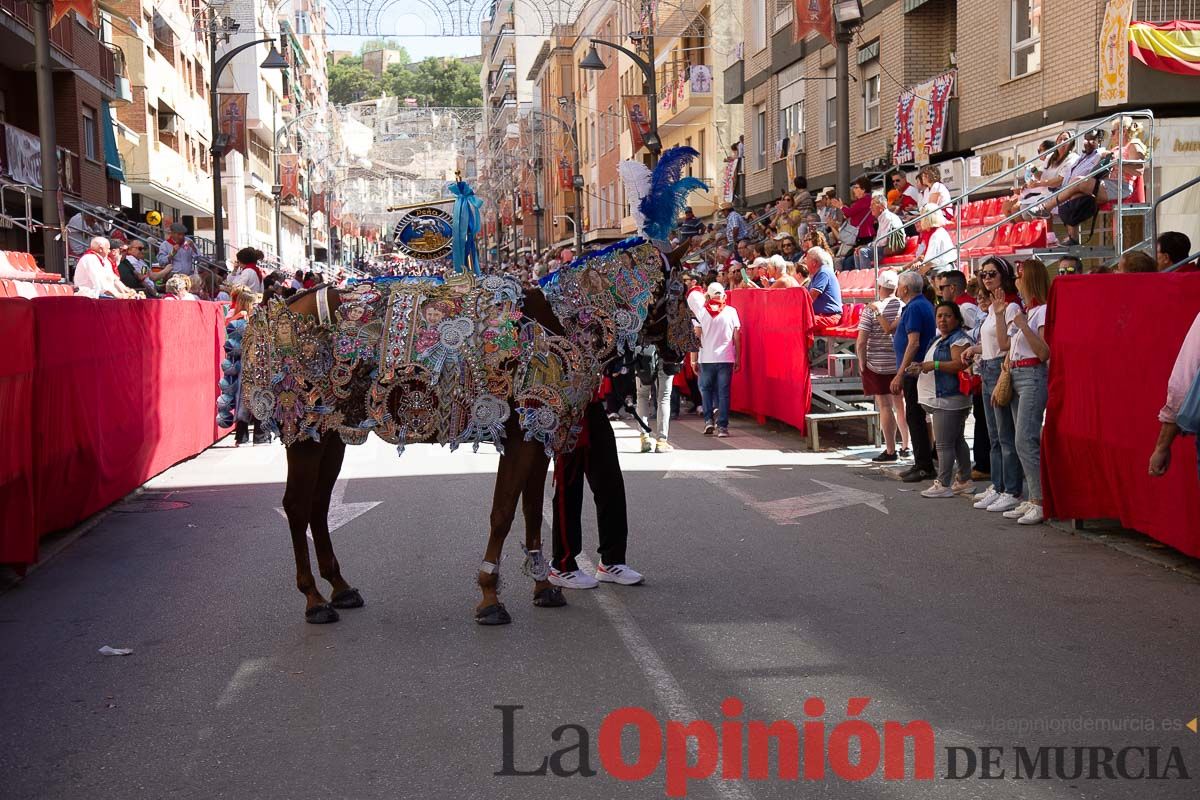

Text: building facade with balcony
xmin=528 ymin=26 xmax=579 ymax=250
xmin=0 ymin=2 xmax=122 ymax=256
xmin=111 ymin=0 xmax=213 ymax=232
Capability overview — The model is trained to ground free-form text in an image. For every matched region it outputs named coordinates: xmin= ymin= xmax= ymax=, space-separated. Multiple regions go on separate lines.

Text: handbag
xmin=885 ymin=226 xmax=908 ymax=255
xmin=1177 ymin=368 xmax=1200 ymax=435
xmin=959 ymin=370 xmax=982 ymax=396
xmin=991 ymin=362 xmax=1013 ymax=406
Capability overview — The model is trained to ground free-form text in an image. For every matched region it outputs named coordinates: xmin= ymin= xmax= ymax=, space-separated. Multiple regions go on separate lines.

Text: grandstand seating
xmin=0 ymin=251 xmax=60 ymax=282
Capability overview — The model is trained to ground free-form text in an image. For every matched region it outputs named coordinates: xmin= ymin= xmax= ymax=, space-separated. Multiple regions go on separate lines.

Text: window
xmin=863 ymin=73 xmax=881 ymax=132
xmin=754 ymin=106 xmax=766 ymax=171
xmin=1011 ymin=0 xmax=1042 ymax=78
xmin=778 ymin=100 xmax=804 ymax=146
xmin=606 ymin=105 xmax=614 ymax=151
xmin=822 ymin=67 xmax=837 ymax=147
xmin=750 ymin=0 xmax=766 ymax=51
xmin=81 ymin=106 xmax=98 ymax=161
xmin=255 ymin=195 xmax=273 ymax=233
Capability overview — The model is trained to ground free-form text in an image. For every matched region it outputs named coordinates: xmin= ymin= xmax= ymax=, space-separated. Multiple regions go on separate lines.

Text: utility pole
xmin=32 ymin=0 xmax=63 ymax=275
xmin=835 ymin=26 xmax=853 ymax=201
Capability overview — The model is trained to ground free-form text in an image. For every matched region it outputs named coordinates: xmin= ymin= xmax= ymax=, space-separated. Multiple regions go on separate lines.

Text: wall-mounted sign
xmin=392 ymin=206 xmax=453 ymax=260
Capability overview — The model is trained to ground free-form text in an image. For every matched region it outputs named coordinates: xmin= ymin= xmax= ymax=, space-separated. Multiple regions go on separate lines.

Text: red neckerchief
xmin=705 ymin=299 xmax=726 ymax=318
xmin=1025 ymin=299 xmax=1044 ymax=310
xmin=242 ymin=264 xmax=263 ymax=280
xmin=956 ymin=293 xmax=978 ymax=307
xmin=1005 ymin=291 xmax=1022 ymax=309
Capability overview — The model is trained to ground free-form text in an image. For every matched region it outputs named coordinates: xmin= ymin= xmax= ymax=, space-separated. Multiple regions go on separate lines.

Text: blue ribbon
xmin=449 ymin=180 xmax=483 ymax=275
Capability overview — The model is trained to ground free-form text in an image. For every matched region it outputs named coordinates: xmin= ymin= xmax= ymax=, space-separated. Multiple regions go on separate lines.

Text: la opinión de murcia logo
xmin=495 ymin=700 xmax=1193 ymax=797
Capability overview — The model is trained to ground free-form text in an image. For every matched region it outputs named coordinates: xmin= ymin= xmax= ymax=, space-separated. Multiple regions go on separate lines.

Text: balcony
xmin=0 ymin=0 xmax=73 ymax=55
xmin=489 ymin=24 xmax=514 ymax=66
xmin=657 ymin=65 xmax=714 ymax=127
xmin=1135 ymin=0 xmax=1200 ymax=20
xmin=488 ymin=60 xmax=515 ymax=98
xmin=0 ymin=122 xmax=81 ymax=196
xmin=724 ymin=59 xmax=744 ymax=104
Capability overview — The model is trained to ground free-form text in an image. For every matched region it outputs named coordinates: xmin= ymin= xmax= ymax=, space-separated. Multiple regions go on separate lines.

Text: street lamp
xmin=207 ymin=15 xmax=289 ymax=266
xmin=579 ymin=35 xmax=662 ymax=163
xmin=528 ymin=107 xmax=583 ymax=254
xmin=833 ymin=0 xmax=864 ymax=200
xmin=272 ymin=108 xmax=327 ymax=264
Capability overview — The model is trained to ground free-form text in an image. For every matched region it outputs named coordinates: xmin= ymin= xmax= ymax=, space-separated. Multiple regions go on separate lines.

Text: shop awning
xmin=101 ymin=100 xmax=124 ymax=181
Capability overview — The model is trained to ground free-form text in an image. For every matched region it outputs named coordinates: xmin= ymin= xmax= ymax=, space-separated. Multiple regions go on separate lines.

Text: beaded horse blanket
xmin=233 ymin=238 xmax=685 ymax=455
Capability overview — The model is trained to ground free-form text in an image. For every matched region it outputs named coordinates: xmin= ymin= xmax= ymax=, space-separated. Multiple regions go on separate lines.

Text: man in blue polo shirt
xmin=889 ymin=270 xmax=936 ymax=482
xmin=806 ymin=246 xmax=843 ymax=327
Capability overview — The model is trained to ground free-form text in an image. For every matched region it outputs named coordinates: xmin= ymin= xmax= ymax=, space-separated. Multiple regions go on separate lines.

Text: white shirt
xmin=73 ymin=251 xmax=125 ymax=297
xmin=696 ymin=305 xmax=741 ymax=363
xmin=922 ymin=181 xmax=951 ymax=210
xmin=1009 ymin=304 xmax=1047 ymax=362
xmin=1161 ymin=310 xmax=1200 ymax=424
xmin=924 ymin=227 xmax=958 ymax=273
xmin=231 ymin=267 xmax=264 ymax=293
xmin=873 ymin=209 xmax=903 ymax=244
xmin=958 ymin=299 xmax=982 ymax=333
xmin=980 ymin=302 xmax=1020 ymax=360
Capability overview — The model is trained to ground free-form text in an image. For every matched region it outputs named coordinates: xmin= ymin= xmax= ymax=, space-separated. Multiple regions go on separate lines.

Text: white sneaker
xmin=595 ymin=562 xmax=644 ymax=585
xmin=921 ymin=481 xmax=955 ymax=498
xmin=548 ymin=567 xmax=599 ymax=590
xmin=973 ymin=487 xmax=998 ymax=509
xmin=986 ymin=493 xmax=1021 ymax=513
xmin=1018 ymin=504 xmax=1044 ymax=525
xmin=1003 ymin=501 xmax=1032 ymax=519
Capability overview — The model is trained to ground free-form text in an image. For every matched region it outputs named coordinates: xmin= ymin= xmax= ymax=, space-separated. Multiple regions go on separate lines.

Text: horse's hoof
xmin=533 ymin=587 xmax=567 ymax=608
xmin=475 ymin=603 xmax=512 ymax=626
xmin=305 ymin=603 xmax=340 ymax=624
xmin=330 ymin=588 xmax=365 ymax=609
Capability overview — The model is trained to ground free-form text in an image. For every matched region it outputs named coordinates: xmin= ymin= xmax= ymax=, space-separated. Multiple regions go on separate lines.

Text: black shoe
xmin=898 ymin=448 xmax=911 ymax=458
xmin=871 ymin=451 xmax=898 ymax=463
xmin=902 ymin=468 xmax=935 ymax=483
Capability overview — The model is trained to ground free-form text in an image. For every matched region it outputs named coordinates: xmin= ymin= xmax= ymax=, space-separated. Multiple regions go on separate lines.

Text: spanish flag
xmin=1129 ymin=21 xmax=1200 ymax=76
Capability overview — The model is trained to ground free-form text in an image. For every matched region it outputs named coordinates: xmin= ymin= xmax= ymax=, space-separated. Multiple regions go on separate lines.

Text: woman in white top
xmin=908 ymin=204 xmax=958 ymax=276
xmin=1003 ymin=258 xmax=1052 ymax=525
xmin=917 ymin=165 xmax=951 ymax=211
xmin=961 ymin=256 xmax=1025 ymax=514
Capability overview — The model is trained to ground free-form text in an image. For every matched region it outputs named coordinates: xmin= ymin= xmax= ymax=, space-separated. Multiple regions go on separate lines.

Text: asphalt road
xmin=2 ymin=414 xmax=1200 ymax=800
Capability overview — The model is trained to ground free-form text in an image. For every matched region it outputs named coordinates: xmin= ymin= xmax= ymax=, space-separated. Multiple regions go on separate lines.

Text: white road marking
xmin=216 ymin=658 xmax=268 ymax=708
xmin=275 ymin=479 xmax=382 ymax=540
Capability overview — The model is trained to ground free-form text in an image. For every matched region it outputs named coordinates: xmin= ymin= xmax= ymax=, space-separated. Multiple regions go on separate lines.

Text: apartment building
xmin=111 ymin=0 xmax=213 ymax=231
xmin=571 ymin=0 xmax=625 ymax=245
xmin=0 ymin=3 xmax=122 ymax=254
xmin=726 ymin=0 xmax=1200 ymax=243
xmin=528 ymin=26 xmax=579 ymax=250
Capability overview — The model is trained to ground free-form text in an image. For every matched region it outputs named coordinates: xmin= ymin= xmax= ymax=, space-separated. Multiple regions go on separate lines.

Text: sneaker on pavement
xmin=548 ymin=568 xmax=599 ymax=590
xmin=716 ymin=427 xmax=730 ymax=438
xmin=871 ymin=451 xmax=898 ymax=463
xmin=1003 ymin=501 xmax=1032 ymax=519
xmin=972 ymin=487 xmax=998 ymax=509
xmin=986 ymin=493 xmax=1021 ymax=513
xmin=1018 ymin=504 xmax=1044 ymax=525
xmin=655 ymin=438 xmax=674 ymax=453
xmin=703 ymin=423 xmax=716 ymax=435
xmin=921 ymin=481 xmax=955 ymax=498
xmin=971 ymin=469 xmax=990 ymax=481
xmin=596 ymin=562 xmax=644 ymax=585
xmin=951 ymin=480 xmax=975 ymax=496
xmin=640 ymin=434 xmax=653 ymax=453
xmin=902 ymin=468 xmax=935 ymax=483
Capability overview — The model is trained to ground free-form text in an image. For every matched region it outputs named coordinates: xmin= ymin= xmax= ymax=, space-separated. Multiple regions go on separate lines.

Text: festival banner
xmin=1129 ymin=20 xmax=1200 ymax=76
xmin=52 ymin=0 xmax=97 ymax=27
xmin=1098 ymin=0 xmax=1134 ymax=107
xmin=557 ymin=157 xmax=573 ymax=190
xmin=624 ymin=96 xmax=653 ymax=153
xmin=311 ymin=192 xmax=327 ymax=215
xmin=3 ymin=124 xmax=42 ymax=187
xmin=218 ymin=93 xmax=248 ymax=156
xmin=892 ymin=71 xmax=956 ymax=165
xmin=279 ymin=154 xmax=301 ymax=202
xmin=793 ymin=0 xmax=834 ymax=44
xmin=721 ymin=156 xmax=738 ymax=203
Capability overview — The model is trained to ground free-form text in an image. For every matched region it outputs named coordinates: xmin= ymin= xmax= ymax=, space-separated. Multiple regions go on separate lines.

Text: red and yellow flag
xmin=1130 ymin=21 xmax=1200 ymax=76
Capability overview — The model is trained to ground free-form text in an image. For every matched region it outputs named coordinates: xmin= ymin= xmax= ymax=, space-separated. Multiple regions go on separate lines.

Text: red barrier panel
xmin=1043 ymin=274 xmax=1200 ymax=555
xmin=727 ymin=288 xmax=815 ymax=434
xmin=0 ymin=300 xmax=35 ymax=563
xmin=0 ymin=297 xmax=226 ymax=566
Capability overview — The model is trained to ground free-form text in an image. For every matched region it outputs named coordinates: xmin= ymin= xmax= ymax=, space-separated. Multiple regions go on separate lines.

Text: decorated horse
xmin=227 ymin=147 xmax=706 ymax=625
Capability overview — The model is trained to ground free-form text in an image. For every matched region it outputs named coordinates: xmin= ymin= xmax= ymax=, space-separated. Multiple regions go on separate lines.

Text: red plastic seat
xmin=1016 ymin=219 xmax=1048 ymax=250
xmin=984 ymin=224 xmax=1016 ymax=255
xmin=0 ymin=279 xmax=14 ymax=297
xmin=881 ymin=237 xmax=919 ymax=266
xmin=961 ymin=226 xmax=996 ymax=259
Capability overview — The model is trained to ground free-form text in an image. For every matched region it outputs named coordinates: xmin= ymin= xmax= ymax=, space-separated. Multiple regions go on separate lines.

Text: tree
xmin=383 ymin=58 xmax=481 ymax=107
xmin=329 ymin=60 xmax=380 ymax=105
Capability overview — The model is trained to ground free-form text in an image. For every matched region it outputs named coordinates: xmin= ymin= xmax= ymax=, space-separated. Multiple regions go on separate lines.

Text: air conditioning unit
xmin=159 ymin=114 xmax=178 ymax=135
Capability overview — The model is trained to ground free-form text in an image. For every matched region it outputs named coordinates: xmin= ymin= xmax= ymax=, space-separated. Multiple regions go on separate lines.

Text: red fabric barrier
xmin=0 ymin=297 xmax=226 ymax=566
xmin=1043 ymin=274 xmax=1200 ymax=555
xmin=0 ymin=300 xmax=35 ymax=563
xmin=727 ymin=288 xmax=815 ymax=433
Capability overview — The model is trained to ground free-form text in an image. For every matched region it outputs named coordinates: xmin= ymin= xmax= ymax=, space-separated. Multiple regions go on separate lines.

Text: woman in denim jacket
xmin=909 ymin=301 xmax=974 ymax=498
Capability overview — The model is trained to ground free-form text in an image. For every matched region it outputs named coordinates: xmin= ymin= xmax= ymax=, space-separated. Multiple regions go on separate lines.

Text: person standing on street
xmin=891 ymin=271 xmax=937 ymax=482
xmin=549 ymin=400 xmax=645 ymax=590
xmin=688 ymin=282 xmax=742 ymax=437
xmin=635 ymin=344 xmax=674 ymax=453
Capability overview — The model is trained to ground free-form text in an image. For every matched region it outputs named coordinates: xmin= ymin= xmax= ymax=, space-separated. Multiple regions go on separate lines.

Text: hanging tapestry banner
xmin=793 ymin=0 xmax=834 ymax=44
xmin=1098 ymin=0 xmax=1134 ymax=107
xmin=218 ymin=94 xmax=249 ymax=157
xmin=624 ymin=96 xmax=653 ymax=154
xmin=892 ymin=71 xmax=956 ymax=166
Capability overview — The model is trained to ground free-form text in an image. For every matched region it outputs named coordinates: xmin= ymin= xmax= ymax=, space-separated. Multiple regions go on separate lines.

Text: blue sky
xmin=327 ymin=34 xmax=481 ymax=61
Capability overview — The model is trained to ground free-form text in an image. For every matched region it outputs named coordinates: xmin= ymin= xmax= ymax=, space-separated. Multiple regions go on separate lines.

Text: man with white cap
xmin=687 ymin=282 xmax=742 ymax=437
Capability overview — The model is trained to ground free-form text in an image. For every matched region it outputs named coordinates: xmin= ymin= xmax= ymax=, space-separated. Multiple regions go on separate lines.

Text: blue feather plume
xmin=639 ymin=146 xmax=708 ymax=243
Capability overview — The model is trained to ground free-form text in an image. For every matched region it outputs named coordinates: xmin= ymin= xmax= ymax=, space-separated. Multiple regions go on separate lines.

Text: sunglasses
xmin=978 ymin=270 xmax=999 ymax=279
xmin=1058 ymin=267 xmax=1076 ymax=275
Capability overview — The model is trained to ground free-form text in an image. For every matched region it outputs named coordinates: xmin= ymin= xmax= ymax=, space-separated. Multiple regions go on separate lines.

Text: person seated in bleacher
xmin=73 ymin=237 xmax=139 ymax=299
xmin=1011 ymin=132 xmax=1078 ymax=219
xmin=1156 ymin=231 xmax=1192 ymax=271
xmin=805 ymin=246 xmax=843 ymax=328
xmin=916 ymin=166 xmax=951 ymax=211
xmin=117 ymin=240 xmax=158 ymax=298
xmin=889 ymin=171 xmax=922 ymax=220
xmin=1117 ymin=250 xmax=1157 ymax=273
xmin=1050 ymin=129 xmax=1107 ymax=246
xmin=855 ymin=191 xmax=905 ymax=271
xmin=907 ymin=205 xmax=958 ymax=277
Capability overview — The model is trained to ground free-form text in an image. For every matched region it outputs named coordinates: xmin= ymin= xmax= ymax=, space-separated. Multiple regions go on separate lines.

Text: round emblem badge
xmin=392 ymin=207 xmax=453 ymax=260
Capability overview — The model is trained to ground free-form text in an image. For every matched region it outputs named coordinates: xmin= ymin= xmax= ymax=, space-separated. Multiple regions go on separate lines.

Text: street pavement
xmin=3 ymin=413 xmax=1200 ymax=800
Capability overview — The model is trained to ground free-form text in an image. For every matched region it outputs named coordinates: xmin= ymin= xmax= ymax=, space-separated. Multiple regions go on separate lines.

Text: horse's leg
xmin=521 ymin=451 xmax=565 ymax=608
xmin=476 ymin=422 xmax=529 ymax=625
xmin=283 ymin=439 xmax=339 ymax=624
xmin=307 ymin=434 xmax=363 ymax=610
